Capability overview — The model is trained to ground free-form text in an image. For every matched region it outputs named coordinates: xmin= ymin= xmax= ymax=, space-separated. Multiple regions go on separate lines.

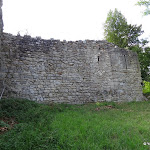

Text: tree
xmin=104 ymin=9 xmax=144 ymax=48
xmin=136 ymin=0 xmax=150 ymax=15
xmin=104 ymin=9 xmax=150 ymax=81
xmin=104 ymin=9 xmax=128 ymax=48
xmin=127 ymin=24 xmax=144 ymax=47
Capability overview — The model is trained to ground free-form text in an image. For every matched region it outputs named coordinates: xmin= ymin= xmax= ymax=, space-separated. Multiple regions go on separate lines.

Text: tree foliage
xmin=104 ymin=9 xmax=143 ymax=48
xmin=104 ymin=9 xmax=150 ymax=81
xmin=136 ymin=0 xmax=150 ymax=15
xmin=104 ymin=9 xmax=128 ymax=48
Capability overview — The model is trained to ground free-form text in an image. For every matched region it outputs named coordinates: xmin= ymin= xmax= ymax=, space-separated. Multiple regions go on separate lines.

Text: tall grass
xmin=1 ymin=99 xmax=150 ymax=150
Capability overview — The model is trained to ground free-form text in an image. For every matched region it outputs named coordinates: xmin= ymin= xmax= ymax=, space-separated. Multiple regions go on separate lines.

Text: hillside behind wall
xmin=1 ymin=33 xmax=143 ymax=103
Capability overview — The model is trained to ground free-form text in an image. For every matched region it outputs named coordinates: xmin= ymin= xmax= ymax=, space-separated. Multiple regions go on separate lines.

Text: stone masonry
xmin=0 ymin=0 xmax=2 ymax=46
xmin=0 ymin=0 xmax=3 ymax=95
xmin=0 ymin=0 xmax=143 ymax=103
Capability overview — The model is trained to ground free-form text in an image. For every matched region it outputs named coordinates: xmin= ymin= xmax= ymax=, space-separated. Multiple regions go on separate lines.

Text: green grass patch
xmin=0 ymin=99 xmax=150 ymax=150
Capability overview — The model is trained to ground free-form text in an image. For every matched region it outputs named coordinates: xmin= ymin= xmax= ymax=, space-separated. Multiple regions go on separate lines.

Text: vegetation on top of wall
xmin=1 ymin=98 xmax=150 ymax=149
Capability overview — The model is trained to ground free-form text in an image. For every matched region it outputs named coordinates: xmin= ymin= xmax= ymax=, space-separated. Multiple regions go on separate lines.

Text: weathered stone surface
xmin=0 ymin=0 xmax=2 ymax=51
xmin=0 ymin=0 xmax=143 ymax=103
xmin=0 ymin=0 xmax=3 ymax=95
xmin=0 ymin=33 xmax=143 ymax=103
xmin=0 ymin=0 xmax=2 ymax=37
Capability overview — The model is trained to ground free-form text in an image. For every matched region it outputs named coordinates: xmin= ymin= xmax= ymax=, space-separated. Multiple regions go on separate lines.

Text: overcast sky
xmin=2 ymin=0 xmax=150 ymax=42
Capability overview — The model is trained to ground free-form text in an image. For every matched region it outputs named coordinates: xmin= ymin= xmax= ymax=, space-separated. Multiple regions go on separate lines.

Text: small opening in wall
xmin=98 ymin=56 xmax=100 ymax=62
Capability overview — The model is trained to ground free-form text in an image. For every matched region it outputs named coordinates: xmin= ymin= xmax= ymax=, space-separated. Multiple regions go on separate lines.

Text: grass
xmin=0 ymin=99 xmax=150 ymax=150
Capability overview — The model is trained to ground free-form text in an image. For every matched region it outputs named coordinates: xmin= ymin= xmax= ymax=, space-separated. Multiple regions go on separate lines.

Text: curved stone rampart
xmin=1 ymin=33 xmax=143 ymax=103
xmin=0 ymin=0 xmax=143 ymax=103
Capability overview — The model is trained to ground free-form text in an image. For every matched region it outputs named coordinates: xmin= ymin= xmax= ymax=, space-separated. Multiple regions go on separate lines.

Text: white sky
xmin=2 ymin=0 xmax=150 ymax=41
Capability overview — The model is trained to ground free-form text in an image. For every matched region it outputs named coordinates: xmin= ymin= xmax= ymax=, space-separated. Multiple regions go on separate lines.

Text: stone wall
xmin=0 ymin=0 xmax=3 ymax=95
xmin=0 ymin=33 xmax=143 ymax=103
xmin=0 ymin=0 xmax=143 ymax=103
xmin=0 ymin=0 xmax=2 ymax=45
